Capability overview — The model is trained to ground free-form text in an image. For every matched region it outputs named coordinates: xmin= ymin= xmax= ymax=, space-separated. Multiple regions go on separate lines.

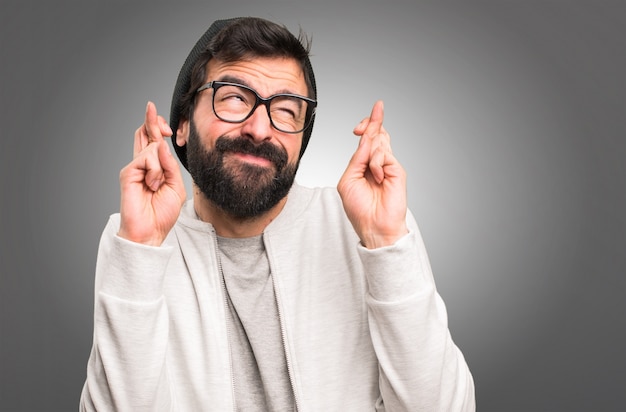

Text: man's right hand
xmin=118 ymin=102 xmax=187 ymax=246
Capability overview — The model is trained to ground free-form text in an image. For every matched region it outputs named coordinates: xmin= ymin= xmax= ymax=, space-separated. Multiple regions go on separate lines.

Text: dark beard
xmin=186 ymin=120 xmax=299 ymax=219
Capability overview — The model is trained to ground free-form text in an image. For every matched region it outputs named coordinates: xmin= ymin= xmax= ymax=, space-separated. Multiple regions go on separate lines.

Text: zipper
xmin=266 ymin=235 xmax=302 ymax=412
xmin=213 ymin=231 xmax=237 ymax=412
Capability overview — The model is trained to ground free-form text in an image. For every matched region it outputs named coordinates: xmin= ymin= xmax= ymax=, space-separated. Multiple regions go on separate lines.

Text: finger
xmin=363 ymin=100 xmax=384 ymax=139
xmin=133 ymin=124 xmax=148 ymax=158
xmin=353 ymin=117 xmax=369 ymax=136
xmin=143 ymin=142 xmax=165 ymax=192
xmin=372 ymin=125 xmax=392 ymax=155
xmin=369 ymin=137 xmax=404 ymax=185
xmin=369 ymin=145 xmax=386 ymax=184
xmin=158 ymin=139 xmax=185 ymax=191
xmin=145 ymin=101 xmax=164 ymax=144
xmin=158 ymin=115 xmax=173 ymax=137
xmin=345 ymin=101 xmax=388 ymax=180
xmin=158 ymin=140 xmax=177 ymax=177
xmin=134 ymin=102 xmax=160 ymax=157
xmin=353 ymin=101 xmax=385 ymax=142
xmin=345 ymin=124 xmax=374 ymax=179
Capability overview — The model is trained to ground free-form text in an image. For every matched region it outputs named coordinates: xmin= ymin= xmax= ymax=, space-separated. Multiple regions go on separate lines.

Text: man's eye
xmin=273 ymin=106 xmax=297 ymax=119
xmin=272 ymin=98 xmax=302 ymax=119
xmin=222 ymin=93 xmax=248 ymax=103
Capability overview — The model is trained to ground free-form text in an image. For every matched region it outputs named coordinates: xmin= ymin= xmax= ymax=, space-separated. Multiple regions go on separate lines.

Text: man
xmin=80 ymin=17 xmax=475 ymax=411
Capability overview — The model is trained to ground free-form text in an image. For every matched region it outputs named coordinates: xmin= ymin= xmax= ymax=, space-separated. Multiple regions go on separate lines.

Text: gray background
xmin=1 ymin=1 xmax=625 ymax=411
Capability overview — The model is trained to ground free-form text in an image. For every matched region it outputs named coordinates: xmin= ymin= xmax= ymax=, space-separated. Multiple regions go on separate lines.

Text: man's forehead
xmin=206 ymin=57 xmax=306 ymax=86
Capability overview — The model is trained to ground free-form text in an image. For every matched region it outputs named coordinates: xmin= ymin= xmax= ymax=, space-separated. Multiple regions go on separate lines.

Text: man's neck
xmin=192 ymin=186 xmax=287 ymax=238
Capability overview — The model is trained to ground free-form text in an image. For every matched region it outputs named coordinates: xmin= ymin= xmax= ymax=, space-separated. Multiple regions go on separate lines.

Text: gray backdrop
xmin=2 ymin=1 xmax=624 ymax=411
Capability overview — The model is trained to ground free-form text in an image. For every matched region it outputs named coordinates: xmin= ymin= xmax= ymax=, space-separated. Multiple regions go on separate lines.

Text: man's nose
xmin=240 ymin=104 xmax=273 ymax=143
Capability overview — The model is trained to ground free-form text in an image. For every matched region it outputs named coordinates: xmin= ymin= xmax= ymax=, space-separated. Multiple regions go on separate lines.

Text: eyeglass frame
xmin=196 ymin=81 xmax=318 ymax=134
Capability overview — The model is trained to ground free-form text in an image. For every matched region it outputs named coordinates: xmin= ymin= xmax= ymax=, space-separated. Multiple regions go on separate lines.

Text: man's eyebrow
xmin=215 ymin=75 xmax=304 ymax=97
xmin=216 ymin=75 xmax=250 ymax=87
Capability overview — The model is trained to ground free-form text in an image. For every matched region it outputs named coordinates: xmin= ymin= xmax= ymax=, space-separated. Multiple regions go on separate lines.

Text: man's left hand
xmin=338 ymin=101 xmax=409 ymax=249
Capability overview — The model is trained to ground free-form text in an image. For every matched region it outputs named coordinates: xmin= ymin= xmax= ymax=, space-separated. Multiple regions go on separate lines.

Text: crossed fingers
xmin=353 ymin=101 xmax=392 ymax=183
xmin=131 ymin=102 xmax=174 ymax=191
xmin=134 ymin=101 xmax=173 ymax=157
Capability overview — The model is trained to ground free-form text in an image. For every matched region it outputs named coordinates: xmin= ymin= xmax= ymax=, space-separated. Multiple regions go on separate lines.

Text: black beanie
xmin=169 ymin=17 xmax=317 ymax=171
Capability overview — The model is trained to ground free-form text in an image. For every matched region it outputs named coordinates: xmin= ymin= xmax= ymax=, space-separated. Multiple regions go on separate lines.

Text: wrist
xmin=117 ymin=227 xmax=166 ymax=247
xmin=360 ymin=226 xmax=409 ymax=249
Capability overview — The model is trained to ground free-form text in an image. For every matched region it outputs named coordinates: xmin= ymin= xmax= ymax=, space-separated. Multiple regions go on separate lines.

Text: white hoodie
xmin=80 ymin=184 xmax=475 ymax=411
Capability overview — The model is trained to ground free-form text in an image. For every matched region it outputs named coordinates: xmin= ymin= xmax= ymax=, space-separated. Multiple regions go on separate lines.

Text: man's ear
xmin=176 ymin=118 xmax=189 ymax=147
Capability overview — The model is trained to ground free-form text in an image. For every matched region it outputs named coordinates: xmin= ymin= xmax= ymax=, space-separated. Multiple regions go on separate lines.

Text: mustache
xmin=215 ymin=136 xmax=288 ymax=170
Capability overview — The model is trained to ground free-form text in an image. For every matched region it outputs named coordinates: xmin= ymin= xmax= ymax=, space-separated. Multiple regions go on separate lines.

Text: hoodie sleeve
xmin=79 ymin=214 xmax=175 ymax=411
xmin=358 ymin=213 xmax=475 ymax=411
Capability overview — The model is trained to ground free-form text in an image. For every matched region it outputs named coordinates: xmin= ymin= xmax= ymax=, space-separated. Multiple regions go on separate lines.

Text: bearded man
xmin=80 ymin=17 xmax=475 ymax=411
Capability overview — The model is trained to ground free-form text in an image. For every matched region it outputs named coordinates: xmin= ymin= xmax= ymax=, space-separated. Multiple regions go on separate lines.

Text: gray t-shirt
xmin=217 ymin=235 xmax=295 ymax=411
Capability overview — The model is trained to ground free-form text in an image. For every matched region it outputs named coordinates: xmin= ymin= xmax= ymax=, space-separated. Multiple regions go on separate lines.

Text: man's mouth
xmin=215 ymin=135 xmax=287 ymax=171
xmin=229 ymin=151 xmax=273 ymax=168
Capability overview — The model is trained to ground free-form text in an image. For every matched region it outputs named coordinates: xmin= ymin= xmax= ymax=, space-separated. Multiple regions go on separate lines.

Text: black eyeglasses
xmin=196 ymin=81 xmax=317 ymax=134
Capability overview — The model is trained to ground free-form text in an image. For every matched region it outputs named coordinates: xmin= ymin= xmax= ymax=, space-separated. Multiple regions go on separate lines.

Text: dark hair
xmin=180 ymin=17 xmax=316 ymax=125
